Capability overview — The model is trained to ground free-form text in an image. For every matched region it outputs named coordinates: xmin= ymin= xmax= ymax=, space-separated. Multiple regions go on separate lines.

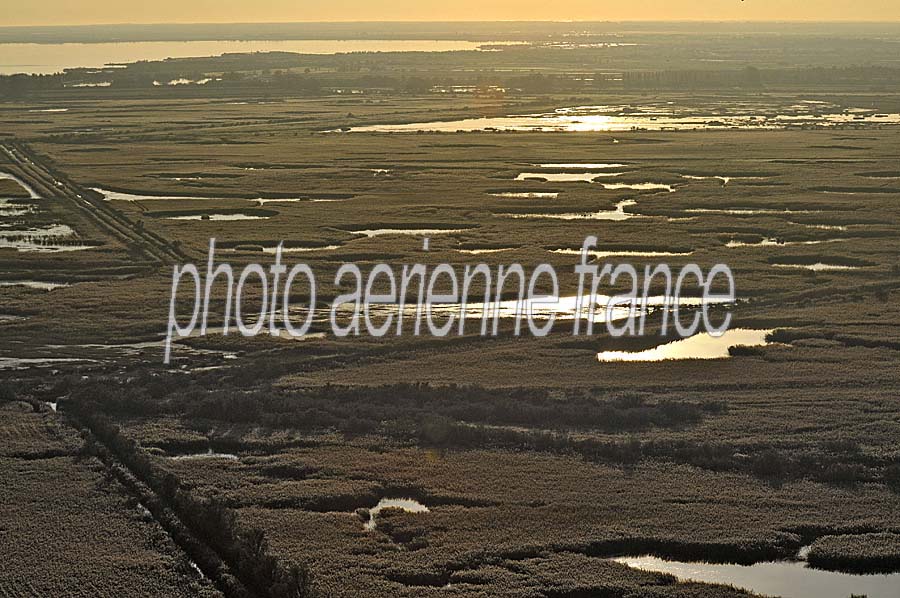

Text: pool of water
xmin=516 ymin=172 xmax=627 ymax=182
xmin=0 ymin=172 xmax=41 ymax=199
xmin=725 ymin=237 xmax=845 ymax=248
xmin=536 ymin=163 xmax=628 ymax=169
xmin=686 ymin=207 xmax=820 ymax=216
xmin=0 ymin=280 xmax=70 ymax=290
xmin=0 ymin=40 xmax=522 ymax=75
xmin=614 ymin=554 xmax=900 ymax=598
xmin=0 ymin=223 xmax=95 ymax=252
xmin=597 ymin=328 xmax=774 ymax=362
xmin=0 ymin=357 xmax=91 ymax=370
xmin=338 ymin=103 xmax=900 ymax=133
xmin=164 ymin=213 xmax=270 ymax=221
xmin=0 ymin=199 xmax=36 ymax=218
xmin=791 ymin=222 xmax=849 ymax=231
xmin=772 ymin=262 xmax=860 ymax=271
xmin=488 ymin=191 xmax=560 ymax=199
xmin=169 ymin=449 xmax=239 ymax=461
xmin=600 ymin=182 xmax=675 ymax=192
xmin=550 ymin=248 xmax=693 ymax=259
xmin=349 ymin=227 xmax=468 ymax=238
xmin=363 ymin=498 xmax=429 ymax=531
xmin=93 ymin=188 xmax=209 ymax=201
xmin=455 ymin=247 xmax=516 ymax=254
xmin=261 ymin=244 xmax=342 ymax=254
xmin=256 ymin=197 xmax=349 ymax=205
xmin=502 ymin=199 xmax=638 ymax=221
xmin=93 ymin=187 xmax=307 ymax=205
xmin=355 ymin=294 xmax=724 ymax=328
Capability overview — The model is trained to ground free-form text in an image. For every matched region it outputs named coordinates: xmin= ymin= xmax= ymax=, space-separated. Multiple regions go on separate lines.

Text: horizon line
xmin=4 ymin=19 xmax=900 ymax=28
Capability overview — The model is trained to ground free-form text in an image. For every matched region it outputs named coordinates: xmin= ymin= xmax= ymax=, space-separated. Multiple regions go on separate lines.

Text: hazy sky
xmin=6 ymin=0 xmax=900 ymax=26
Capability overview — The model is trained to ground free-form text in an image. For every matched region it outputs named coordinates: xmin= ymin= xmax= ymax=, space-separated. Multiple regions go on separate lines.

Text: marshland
xmin=1 ymin=20 xmax=900 ymax=598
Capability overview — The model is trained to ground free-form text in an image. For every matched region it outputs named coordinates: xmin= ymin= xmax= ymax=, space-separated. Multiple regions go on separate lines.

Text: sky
xmin=5 ymin=0 xmax=900 ymax=26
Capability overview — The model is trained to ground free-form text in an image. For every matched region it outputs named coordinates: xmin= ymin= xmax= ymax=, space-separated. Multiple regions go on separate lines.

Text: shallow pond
xmin=169 ymin=449 xmax=239 ymax=461
xmin=0 ymin=172 xmax=41 ymax=199
xmin=791 ymin=222 xmax=849 ymax=231
xmin=455 ymin=247 xmax=516 ymax=254
xmin=686 ymin=207 xmax=818 ymax=216
xmin=551 ymin=248 xmax=693 ymax=259
xmin=597 ymin=328 xmax=774 ymax=362
xmin=516 ymin=172 xmax=626 ymax=182
xmin=0 ymin=357 xmax=91 ymax=370
xmin=0 ymin=280 xmax=70 ymax=290
xmin=600 ymin=182 xmax=675 ymax=192
xmin=364 ymin=498 xmax=429 ymax=531
xmin=725 ymin=237 xmax=844 ymax=248
xmin=355 ymin=294 xmax=725 ymax=328
xmin=0 ymin=223 xmax=95 ymax=253
xmin=349 ymin=227 xmax=467 ymax=238
xmin=536 ymin=163 xmax=628 ymax=169
xmin=0 ymin=198 xmax=36 ymax=218
xmin=772 ymin=262 xmax=860 ymax=271
xmin=93 ymin=188 xmax=209 ymax=201
xmin=164 ymin=213 xmax=270 ymax=221
xmin=340 ymin=104 xmax=900 ymax=133
xmin=261 ymin=244 xmax=342 ymax=254
xmin=502 ymin=199 xmax=638 ymax=221
xmin=488 ymin=191 xmax=560 ymax=199
xmin=614 ymin=554 xmax=900 ymax=598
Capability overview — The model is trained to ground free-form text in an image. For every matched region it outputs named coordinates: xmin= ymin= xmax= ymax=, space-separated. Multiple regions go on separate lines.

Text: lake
xmin=615 ymin=554 xmax=900 ymax=598
xmin=0 ymin=39 xmax=516 ymax=75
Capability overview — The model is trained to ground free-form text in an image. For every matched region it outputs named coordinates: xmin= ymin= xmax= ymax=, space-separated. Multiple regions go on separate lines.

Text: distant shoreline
xmin=2 ymin=20 xmax=900 ymax=45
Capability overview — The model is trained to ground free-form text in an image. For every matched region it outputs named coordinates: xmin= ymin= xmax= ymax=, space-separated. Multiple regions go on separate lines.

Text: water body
xmin=0 ymin=40 xmax=519 ymax=75
xmin=772 ymin=262 xmax=860 ymax=271
xmin=0 ymin=198 xmax=36 ymax=218
xmin=597 ymin=329 xmax=773 ymax=362
xmin=262 ymin=244 xmax=342 ymax=254
xmin=614 ymin=554 xmax=900 ymax=598
xmin=455 ymin=247 xmax=515 ymax=254
xmin=0 ymin=223 xmax=93 ymax=252
xmin=686 ymin=207 xmax=818 ymax=216
xmin=93 ymin=187 xmax=312 ymax=204
xmin=363 ymin=498 xmax=429 ymax=531
xmin=0 ymin=357 xmax=90 ymax=370
xmin=256 ymin=197 xmax=352 ymax=205
xmin=93 ymin=188 xmax=210 ymax=202
xmin=791 ymin=222 xmax=849 ymax=231
xmin=516 ymin=172 xmax=627 ymax=182
xmin=349 ymin=227 xmax=468 ymax=238
xmin=0 ymin=172 xmax=41 ymax=199
xmin=600 ymin=182 xmax=675 ymax=192
xmin=358 ymin=294 xmax=724 ymax=327
xmin=169 ymin=449 xmax=239 ymax=461
xmin=681 ymin=174 xmax=769 ymax=186
xmin=488 ymin=191 xmax=560 ymax=199
xmin=502 ymin=199 xmax=638 ymax=221
xmin=536 ymin=163 xmax=628 ymax=169
xmin=550 ymin=248 xmax=693 ymax=259
xmin=164 ymin=213 xmax=270 ymax=221
xmin=339 ymin=104 xmax=900 ymax=133
xmin=725 ymin=237 xmax=844 ymax=248
xmin=0 ymin=280 xmax=70 ymax=290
